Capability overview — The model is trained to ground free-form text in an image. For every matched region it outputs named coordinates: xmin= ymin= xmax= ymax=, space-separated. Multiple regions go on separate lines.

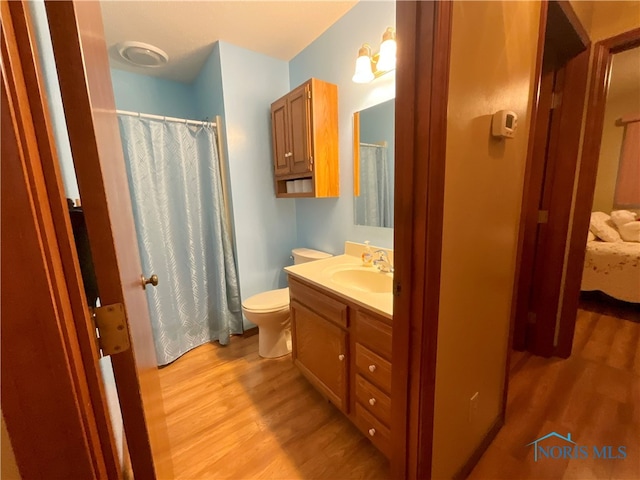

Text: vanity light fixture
xmin=352 ymin=27 xmax=397 ymax=84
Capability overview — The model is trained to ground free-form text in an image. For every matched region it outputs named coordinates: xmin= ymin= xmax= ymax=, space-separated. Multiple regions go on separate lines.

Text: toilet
xmin=242 ymin=248 xmax=332 ymax=358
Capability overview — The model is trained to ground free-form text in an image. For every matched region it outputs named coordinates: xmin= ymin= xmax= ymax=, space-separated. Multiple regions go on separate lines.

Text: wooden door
xmin=511 ymin=0 xmax=589 ymax=358
xmin=288 ymin=83 xmax=312 ymax=174
xmin=1 ymin=6 xmax=109 ymax=476
xmin=44 ymin=1 xmax=173 ymax=478
xmin=291 ymin=300 xmax=348 ymax=412
xmin=271 ymin=96 xmax=290 ymax=176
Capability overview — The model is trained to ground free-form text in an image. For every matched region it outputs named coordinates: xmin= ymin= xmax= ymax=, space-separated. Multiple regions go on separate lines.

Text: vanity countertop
xmin=285 ymin=251 xmax=393 ymax=319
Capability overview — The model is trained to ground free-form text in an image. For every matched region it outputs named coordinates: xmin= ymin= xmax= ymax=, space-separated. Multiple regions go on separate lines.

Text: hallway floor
xmin=158 ymin=334 xmax=389 ymax=479
xmin=469 ymin=306 xmax=640 ymax=479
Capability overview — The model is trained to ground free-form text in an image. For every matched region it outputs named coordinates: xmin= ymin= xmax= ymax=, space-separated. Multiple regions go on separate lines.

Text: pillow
xmin=610 ymin=210 xmax=638 ymax=228
xmin=619 ymin=221 xmax=640 ymax=242
xmin=587 ymin=231 xmax=596 ymax=242
xmin=589 ymin=212 xmax=622 ymax=242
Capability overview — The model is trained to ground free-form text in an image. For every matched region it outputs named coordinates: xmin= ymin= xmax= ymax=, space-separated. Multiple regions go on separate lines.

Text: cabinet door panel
xmin=291 ymin=300 xmax=348 ymax=412
xmin=271 ymin=97 xmax=290 ymax=176
xmin=288 ymin=84 xmax=312 ymax=174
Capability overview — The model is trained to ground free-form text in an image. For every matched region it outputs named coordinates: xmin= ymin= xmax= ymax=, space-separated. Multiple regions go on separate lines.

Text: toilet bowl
xmin=242 ymin=288 xmax=291 ymax=358
xmin=241 ymin=248 xmax=332 ymax=358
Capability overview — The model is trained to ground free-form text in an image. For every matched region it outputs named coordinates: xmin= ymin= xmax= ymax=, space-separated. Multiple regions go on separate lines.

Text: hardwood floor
xmin=469 ymin=308 xmax=640 ymax=480
xmin=158 ymin=336 xmax=389 ymax=479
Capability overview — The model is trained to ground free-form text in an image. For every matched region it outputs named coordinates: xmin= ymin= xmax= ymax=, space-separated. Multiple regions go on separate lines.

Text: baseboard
xmin=453 ymin=415 xmax=504 ymax=480
xmin=242 ymin=326 xmax=258 ymax=338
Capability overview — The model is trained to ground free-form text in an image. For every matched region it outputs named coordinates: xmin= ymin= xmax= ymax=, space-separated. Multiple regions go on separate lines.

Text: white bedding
xmin=582 ymin=241 xmax=640 ymax=303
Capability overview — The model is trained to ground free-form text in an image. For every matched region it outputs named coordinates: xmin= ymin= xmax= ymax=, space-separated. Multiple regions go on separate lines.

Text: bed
xmin=582 ymin=240 xmax=640 ymax=303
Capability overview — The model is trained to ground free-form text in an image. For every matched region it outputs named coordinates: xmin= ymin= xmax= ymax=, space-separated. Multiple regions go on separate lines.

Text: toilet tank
xmin=292 ymin=248 xmax=332 ymax=265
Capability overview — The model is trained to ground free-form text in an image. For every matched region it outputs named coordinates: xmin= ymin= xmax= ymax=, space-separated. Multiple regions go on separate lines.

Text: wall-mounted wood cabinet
xmin=270 ymin=78 xmax=339 ymax=198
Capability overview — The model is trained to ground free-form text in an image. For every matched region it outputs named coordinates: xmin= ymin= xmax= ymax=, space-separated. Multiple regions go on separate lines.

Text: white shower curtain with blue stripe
xmin=118 ymin=115 xmax=242 ymax=366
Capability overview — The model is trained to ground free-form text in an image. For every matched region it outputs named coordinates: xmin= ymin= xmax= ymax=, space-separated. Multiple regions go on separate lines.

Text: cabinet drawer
xmin=355 ymin=344 xmax=392 ymax=393
xmin=354 ymin=403 xmax=391 ymax=458
xmin=355 ymin=374 xmax=391 ymax=426
xmin=354 ymin=310 xmax=392 ymax=360
xmin=289 ymin=278 xmax=347 ymax=328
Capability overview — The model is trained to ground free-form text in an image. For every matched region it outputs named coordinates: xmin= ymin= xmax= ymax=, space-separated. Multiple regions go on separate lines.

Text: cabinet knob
xmin=368 ymin=428 xmax=376 ymax=437
xmin=368 ymin=364 xmax=377 ymax=372
xmin=338 ymin=354 xmax=345 ymax=361
xmin=369 ymin=398 xmax=376 ymax=406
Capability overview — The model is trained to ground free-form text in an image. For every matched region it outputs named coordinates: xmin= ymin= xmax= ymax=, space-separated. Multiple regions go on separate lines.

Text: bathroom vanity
xmin=285 ymin=244 xmax=393 ymax=457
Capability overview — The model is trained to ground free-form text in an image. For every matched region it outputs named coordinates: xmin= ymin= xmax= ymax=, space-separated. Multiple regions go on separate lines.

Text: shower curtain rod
xmin=360 ymin=141 xmax=388 ymax=148
xmin=116 ymin=109 xmax=216 ymax=128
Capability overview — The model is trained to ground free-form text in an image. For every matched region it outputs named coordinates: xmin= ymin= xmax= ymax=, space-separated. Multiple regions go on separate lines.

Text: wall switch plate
xmin=469 ymin=392 xmax=479 ymax=422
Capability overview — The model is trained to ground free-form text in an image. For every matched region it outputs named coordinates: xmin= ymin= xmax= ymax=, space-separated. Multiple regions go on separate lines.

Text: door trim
xmin=392 ymin=1 xmax=452 ymax=478
xmin=558 ymin=27 xmax=640 ymax=355
xmin=510 ymin=0 xmax=590 ymax=358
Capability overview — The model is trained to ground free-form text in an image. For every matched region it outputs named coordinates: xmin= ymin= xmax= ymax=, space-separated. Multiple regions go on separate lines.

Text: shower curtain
xmin=356 ymin=144 xmax=393 ymax=227
xmin=118 ymin=115 xmax=242 ymax=366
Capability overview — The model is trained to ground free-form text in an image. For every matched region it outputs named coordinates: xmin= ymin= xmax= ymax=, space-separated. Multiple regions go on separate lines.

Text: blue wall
xmin=217 ymin=42 xmax=297 ymax=328
xmin=290 ymin=1 xmax=396 ymax=253
xmin=193 ymin=43 xmax=225 ymax=121
xmin=110 ymin=69 xmax=199 ymax=119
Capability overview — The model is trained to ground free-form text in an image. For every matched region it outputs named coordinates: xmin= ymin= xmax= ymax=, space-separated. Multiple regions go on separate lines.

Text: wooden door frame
xmin=510 ymin=0 xmax=590 ymax=358
xmin=391 ymin=1 xmax=452 ymax=478
xmin=1 ymin=1 xmax=115 ymax=477
xmin=557 ymin=27 xmax=640 ymax=355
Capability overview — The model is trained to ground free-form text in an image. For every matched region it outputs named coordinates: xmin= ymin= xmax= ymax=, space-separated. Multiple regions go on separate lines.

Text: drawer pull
xmin=368 ymin=364 xmax=377 ymax=372
xmin=338 ymin=354 xmax=345 ymax=361
xmin=369 ymin=397 xmax=376 ymax=406
xmin=368 ymin=428 xmax=376 ymax=437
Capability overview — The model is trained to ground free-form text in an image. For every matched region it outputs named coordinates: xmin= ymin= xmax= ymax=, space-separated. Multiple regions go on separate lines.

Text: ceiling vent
xmin=117 ymin=41 xmax=168 ymax=68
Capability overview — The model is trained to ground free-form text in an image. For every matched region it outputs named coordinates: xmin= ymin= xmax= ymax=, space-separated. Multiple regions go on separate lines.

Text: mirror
xmin=353 ymin=99 xmax=395 ymax=228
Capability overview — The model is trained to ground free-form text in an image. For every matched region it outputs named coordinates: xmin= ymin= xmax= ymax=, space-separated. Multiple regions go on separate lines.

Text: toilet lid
xmin=242 ymin=288 xmax=290 ymax=313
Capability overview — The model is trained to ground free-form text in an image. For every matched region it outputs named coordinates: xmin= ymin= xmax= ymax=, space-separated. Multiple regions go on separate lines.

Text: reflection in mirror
xmin=353 ymin=99 xmax=395 ymax=228
xmin=592 ymin=46 xmax=640 ymax=213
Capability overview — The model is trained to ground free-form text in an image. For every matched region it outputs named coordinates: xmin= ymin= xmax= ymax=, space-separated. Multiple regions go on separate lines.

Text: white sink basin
xmin=330 ymin=268 xmax=393 ymax=294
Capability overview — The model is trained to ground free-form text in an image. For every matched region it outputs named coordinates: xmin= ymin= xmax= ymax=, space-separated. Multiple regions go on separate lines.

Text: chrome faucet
xmin=373 ymin=250 xmax=394 ymax=273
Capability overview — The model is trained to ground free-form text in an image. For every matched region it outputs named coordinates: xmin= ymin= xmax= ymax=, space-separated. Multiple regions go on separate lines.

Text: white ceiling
xmin=100 ymin=1 xmax=357 ymax=83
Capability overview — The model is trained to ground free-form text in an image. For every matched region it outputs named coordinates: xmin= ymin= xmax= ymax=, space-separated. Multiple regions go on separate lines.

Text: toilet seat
xmin=242 ymin=287 xmax=290 ymax=314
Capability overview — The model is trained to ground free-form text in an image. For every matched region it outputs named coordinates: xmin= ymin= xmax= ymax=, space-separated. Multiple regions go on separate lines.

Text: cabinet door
xmin=271 ymin=97 xmax=290 ymax=176
xmin=287 ymin=84 xmax=312 ymax=174
xmin=291 ymin=300 xmax=348 ymax=412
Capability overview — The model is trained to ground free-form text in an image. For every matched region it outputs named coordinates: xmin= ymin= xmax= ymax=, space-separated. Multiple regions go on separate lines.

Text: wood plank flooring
xmin=469 ymin=307 xmax=640 ymax=480
xmin=157 ymin=303 xmax=637 ymax=480
xmin=158 ymin=336 xmax=389 ymax=479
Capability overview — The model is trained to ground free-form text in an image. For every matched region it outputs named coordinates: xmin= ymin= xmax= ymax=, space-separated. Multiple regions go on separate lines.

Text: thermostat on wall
xmin=491 ymin=110 xmax=518 ymax=138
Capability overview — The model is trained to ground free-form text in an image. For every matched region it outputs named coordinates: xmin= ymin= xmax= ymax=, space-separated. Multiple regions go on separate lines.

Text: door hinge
xmin=309 ymin=156 xmax=314 ymax=165
xmin=393 ymin=281 xmax=401 ymax=297
xmin=551 ymin=92 xmax=562 ymax=109
xmin=537 ymin=210 xmax=549 ymax=224
xmin=91 ymin=303 xmax=131 ymax=357
xmin=307 ymin=90 xmax=311 ymax=99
